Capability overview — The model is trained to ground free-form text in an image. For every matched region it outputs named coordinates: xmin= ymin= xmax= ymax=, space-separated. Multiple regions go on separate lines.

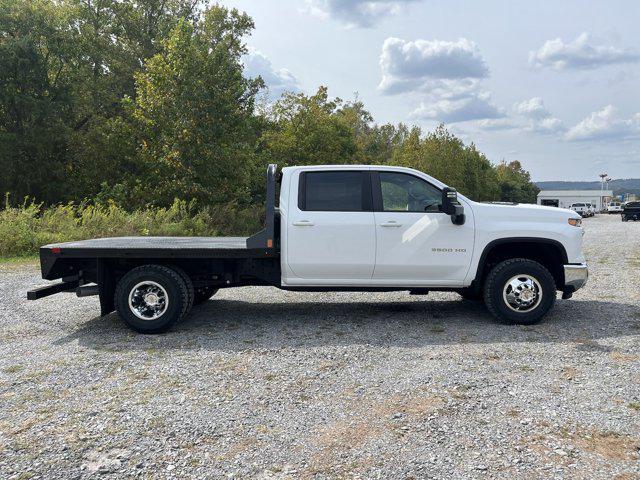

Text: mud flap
xmin=97 ymin=259 xmax=115 ymax=316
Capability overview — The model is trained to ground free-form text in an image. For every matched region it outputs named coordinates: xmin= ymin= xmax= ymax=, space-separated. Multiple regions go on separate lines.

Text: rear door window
xmin=298 ymin=171 xmax=371 ymax=212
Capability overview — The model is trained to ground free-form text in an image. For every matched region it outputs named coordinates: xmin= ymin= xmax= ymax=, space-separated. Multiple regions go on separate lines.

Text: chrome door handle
xmin=292 ymin=220 xmax=315 ymax=226
xmin=380 ymin=221 xmax=402 ymax=227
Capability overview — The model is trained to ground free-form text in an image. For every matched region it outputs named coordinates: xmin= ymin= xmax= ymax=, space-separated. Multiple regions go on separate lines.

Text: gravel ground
xmin=1 ymin=214 xmax=639 ymax=479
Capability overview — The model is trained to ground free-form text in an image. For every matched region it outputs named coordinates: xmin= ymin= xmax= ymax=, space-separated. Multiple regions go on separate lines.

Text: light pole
xmin=599 ymin=173 xmax=607 ymax=211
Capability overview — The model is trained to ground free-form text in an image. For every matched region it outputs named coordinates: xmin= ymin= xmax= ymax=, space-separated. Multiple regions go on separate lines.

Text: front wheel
xmin=622 ymin=215 xmax=628 ymax=222
xmin=483 ymin=259 xmax=556 ymax=325
xmin=114 ymin=265 xmax=190 ymax=333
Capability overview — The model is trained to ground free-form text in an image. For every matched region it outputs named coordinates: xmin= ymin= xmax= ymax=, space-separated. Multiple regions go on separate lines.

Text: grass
xmin=629 ymin=257 xmax=640 ymax=268
xmin=0 ymin=255 xmax=38 ymax=266
xmin=3 ymin=364 xmax=25 ymax=374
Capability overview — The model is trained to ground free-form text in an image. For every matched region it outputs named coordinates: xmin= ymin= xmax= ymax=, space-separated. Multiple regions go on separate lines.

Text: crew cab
xmin=28 ymin=165 xmax=589 ymax=333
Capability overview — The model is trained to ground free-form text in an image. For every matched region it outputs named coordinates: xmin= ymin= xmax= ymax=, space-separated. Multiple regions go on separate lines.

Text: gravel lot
xmin=1 ymin=214 xmax=639 ymax=479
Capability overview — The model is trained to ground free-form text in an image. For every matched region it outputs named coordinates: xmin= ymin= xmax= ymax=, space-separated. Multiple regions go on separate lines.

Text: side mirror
xmin=441 ymin=187 xmax=465 ymax=225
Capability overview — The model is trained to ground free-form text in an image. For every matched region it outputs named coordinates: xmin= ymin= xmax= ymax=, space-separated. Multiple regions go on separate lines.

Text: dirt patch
xmin=610 ymin=351 xmax=639 ymax=363
xmin=309 ymin=392 xmax=444 ymax=474
xmin=561 ymin=366 xmax=579 ymax=381
xmin=573 ymin=430 xmax=640 ymax=461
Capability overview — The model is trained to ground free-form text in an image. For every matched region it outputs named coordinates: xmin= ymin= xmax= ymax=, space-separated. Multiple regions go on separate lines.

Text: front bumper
xmin=564 ymin=263 xmax=588 ymax=292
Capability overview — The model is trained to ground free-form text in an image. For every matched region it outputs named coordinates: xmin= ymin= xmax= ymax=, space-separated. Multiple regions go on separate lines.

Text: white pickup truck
xmin=28 ymin=164 xmax=588 ymax=333
xmin=569 ymin=203 xmax=591 ymax=217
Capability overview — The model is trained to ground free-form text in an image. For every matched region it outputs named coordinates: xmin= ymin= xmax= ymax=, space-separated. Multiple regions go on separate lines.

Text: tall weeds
xmin=0 ymin=196 xmax=262 ymax=257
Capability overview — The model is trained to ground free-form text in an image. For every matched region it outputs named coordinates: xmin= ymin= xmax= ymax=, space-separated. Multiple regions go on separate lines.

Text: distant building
xmin=536 ymin=190 xmax=613 ymax=210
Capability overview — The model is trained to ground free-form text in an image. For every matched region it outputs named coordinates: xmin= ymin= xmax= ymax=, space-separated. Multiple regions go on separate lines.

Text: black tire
xmin=193 ymin=286 xmax=219 ymax=305
xmin=114 ymin=265 xmax=189 ymax=334
xmin=483 ymin=258 xmax=556 ymax=325
xmin=458 ymin=288 xmax=483 ymax=301
xmin=169 ymin=265 xmax=194 ymax=316
xmin=622 ymin=215 xmax=628 ymax=222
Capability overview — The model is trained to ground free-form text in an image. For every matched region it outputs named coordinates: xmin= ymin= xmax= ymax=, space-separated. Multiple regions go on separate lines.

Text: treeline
xmin=0 ymin=0 xmax=538 ymax=224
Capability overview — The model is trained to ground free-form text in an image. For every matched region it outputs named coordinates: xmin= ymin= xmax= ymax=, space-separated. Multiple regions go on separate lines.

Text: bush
xmin=0 ymin=197 xmax=263 ymax=258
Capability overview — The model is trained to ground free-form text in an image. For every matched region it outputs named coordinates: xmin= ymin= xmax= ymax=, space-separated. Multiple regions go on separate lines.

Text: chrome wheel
xmin=502 ymin=274 xmax=542 ymax=312
xmin=128 ymin=281 xmax=169 ymax=320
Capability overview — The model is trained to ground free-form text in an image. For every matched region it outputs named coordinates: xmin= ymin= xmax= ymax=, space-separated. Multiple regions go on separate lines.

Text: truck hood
xmin=469 ymin=201 xmax=579 ymax=220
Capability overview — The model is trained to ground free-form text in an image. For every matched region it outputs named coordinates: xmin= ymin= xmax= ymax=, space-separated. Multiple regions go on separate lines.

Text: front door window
xmin=379 ymin=172 xmax=442 ymax=213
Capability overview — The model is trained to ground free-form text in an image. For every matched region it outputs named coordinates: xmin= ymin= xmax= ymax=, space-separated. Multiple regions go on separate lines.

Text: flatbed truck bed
xmin=40 ymin=236 xmax=270 ymax=259
xmin=28 ymin=165 xmax=281 ymax=324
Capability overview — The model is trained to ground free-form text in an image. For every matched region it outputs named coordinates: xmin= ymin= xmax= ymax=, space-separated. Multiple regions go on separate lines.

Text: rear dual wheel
xmin=115 ymin=265 xmax=196 ymax=334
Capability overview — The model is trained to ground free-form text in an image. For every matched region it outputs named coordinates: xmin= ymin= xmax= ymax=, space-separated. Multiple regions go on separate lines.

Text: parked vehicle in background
xmin=607 ymin=202 xmax=623 ymax=214
xmin=587 ymin=204 xmax=596 ymax=216
xmin=570 ymin=203 xmax=590 ymax=217
xmin=621 ymin=202 xmax=640 ymax=221
xmin=27 ymin=164 xmax=588 ymax=333
xmin=582 ymin=204 xmax=594 ymax=217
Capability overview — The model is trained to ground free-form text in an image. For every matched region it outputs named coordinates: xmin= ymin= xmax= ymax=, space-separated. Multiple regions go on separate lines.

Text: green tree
xmin=495 ymin=160 xmax=540 ymax=203
xmin=261 ymin=87 xmax=358 ymax=168
xmin=0 ymin=0 xmax=73 ymax=203
xmin=392 ymin=124 xmax=499 ymax=201
xmin=64 ymin=0 xmax=206 ymax=199
xmin=127 ymin=5 xmax=263 ymax=207
xmin=0 ymin=0 xmax=209 ymax=203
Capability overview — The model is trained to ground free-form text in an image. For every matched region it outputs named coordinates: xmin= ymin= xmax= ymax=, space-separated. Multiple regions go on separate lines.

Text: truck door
xmin=286 ymin=170 xmax=376 ymax=281
xmin=371 ymin=171 xmax=474 ymax=284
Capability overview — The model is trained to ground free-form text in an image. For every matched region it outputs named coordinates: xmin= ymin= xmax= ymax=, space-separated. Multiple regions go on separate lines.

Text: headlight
xmin=568 ymin=218 xmax=582 ymax=227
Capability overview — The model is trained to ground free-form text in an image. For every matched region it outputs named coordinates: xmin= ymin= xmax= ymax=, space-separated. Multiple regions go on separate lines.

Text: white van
xmin=607 ymin=202 xmax=623 ymax=214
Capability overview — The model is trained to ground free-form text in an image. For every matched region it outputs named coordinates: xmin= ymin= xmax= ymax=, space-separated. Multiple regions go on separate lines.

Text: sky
xmin=223 ymin=0 xmax=640 ymax=181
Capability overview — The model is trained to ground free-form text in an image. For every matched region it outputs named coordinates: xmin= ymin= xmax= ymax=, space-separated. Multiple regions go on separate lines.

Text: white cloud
xmin=531 ymin=117 xmax=565 ymax=134
xmin=379 ymin=37 xmax=499 ymax=123
xmin=514 ymin=97 xmax=551 ymax=120
xmin=565 ymin=105 xmax=640 ymax=141
xmin=379 ymin=37 xmax=489 ymax=94
xmin=243 ymin=50 xmax=301 ymax=100
xmin=476 ymin=118 xmax=519 ymax=131
xmin=377 ymin=36 xmax=506 ymax=124
xmin=306 ymin=0 xmax=420 ymax=27
xmin=411 ymin=90 xmax=504 ymax=123
xmin=529 ymin=33 xmax=640 ymax=71
xmin=513 ymin=97 xmax=565 ymax=134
